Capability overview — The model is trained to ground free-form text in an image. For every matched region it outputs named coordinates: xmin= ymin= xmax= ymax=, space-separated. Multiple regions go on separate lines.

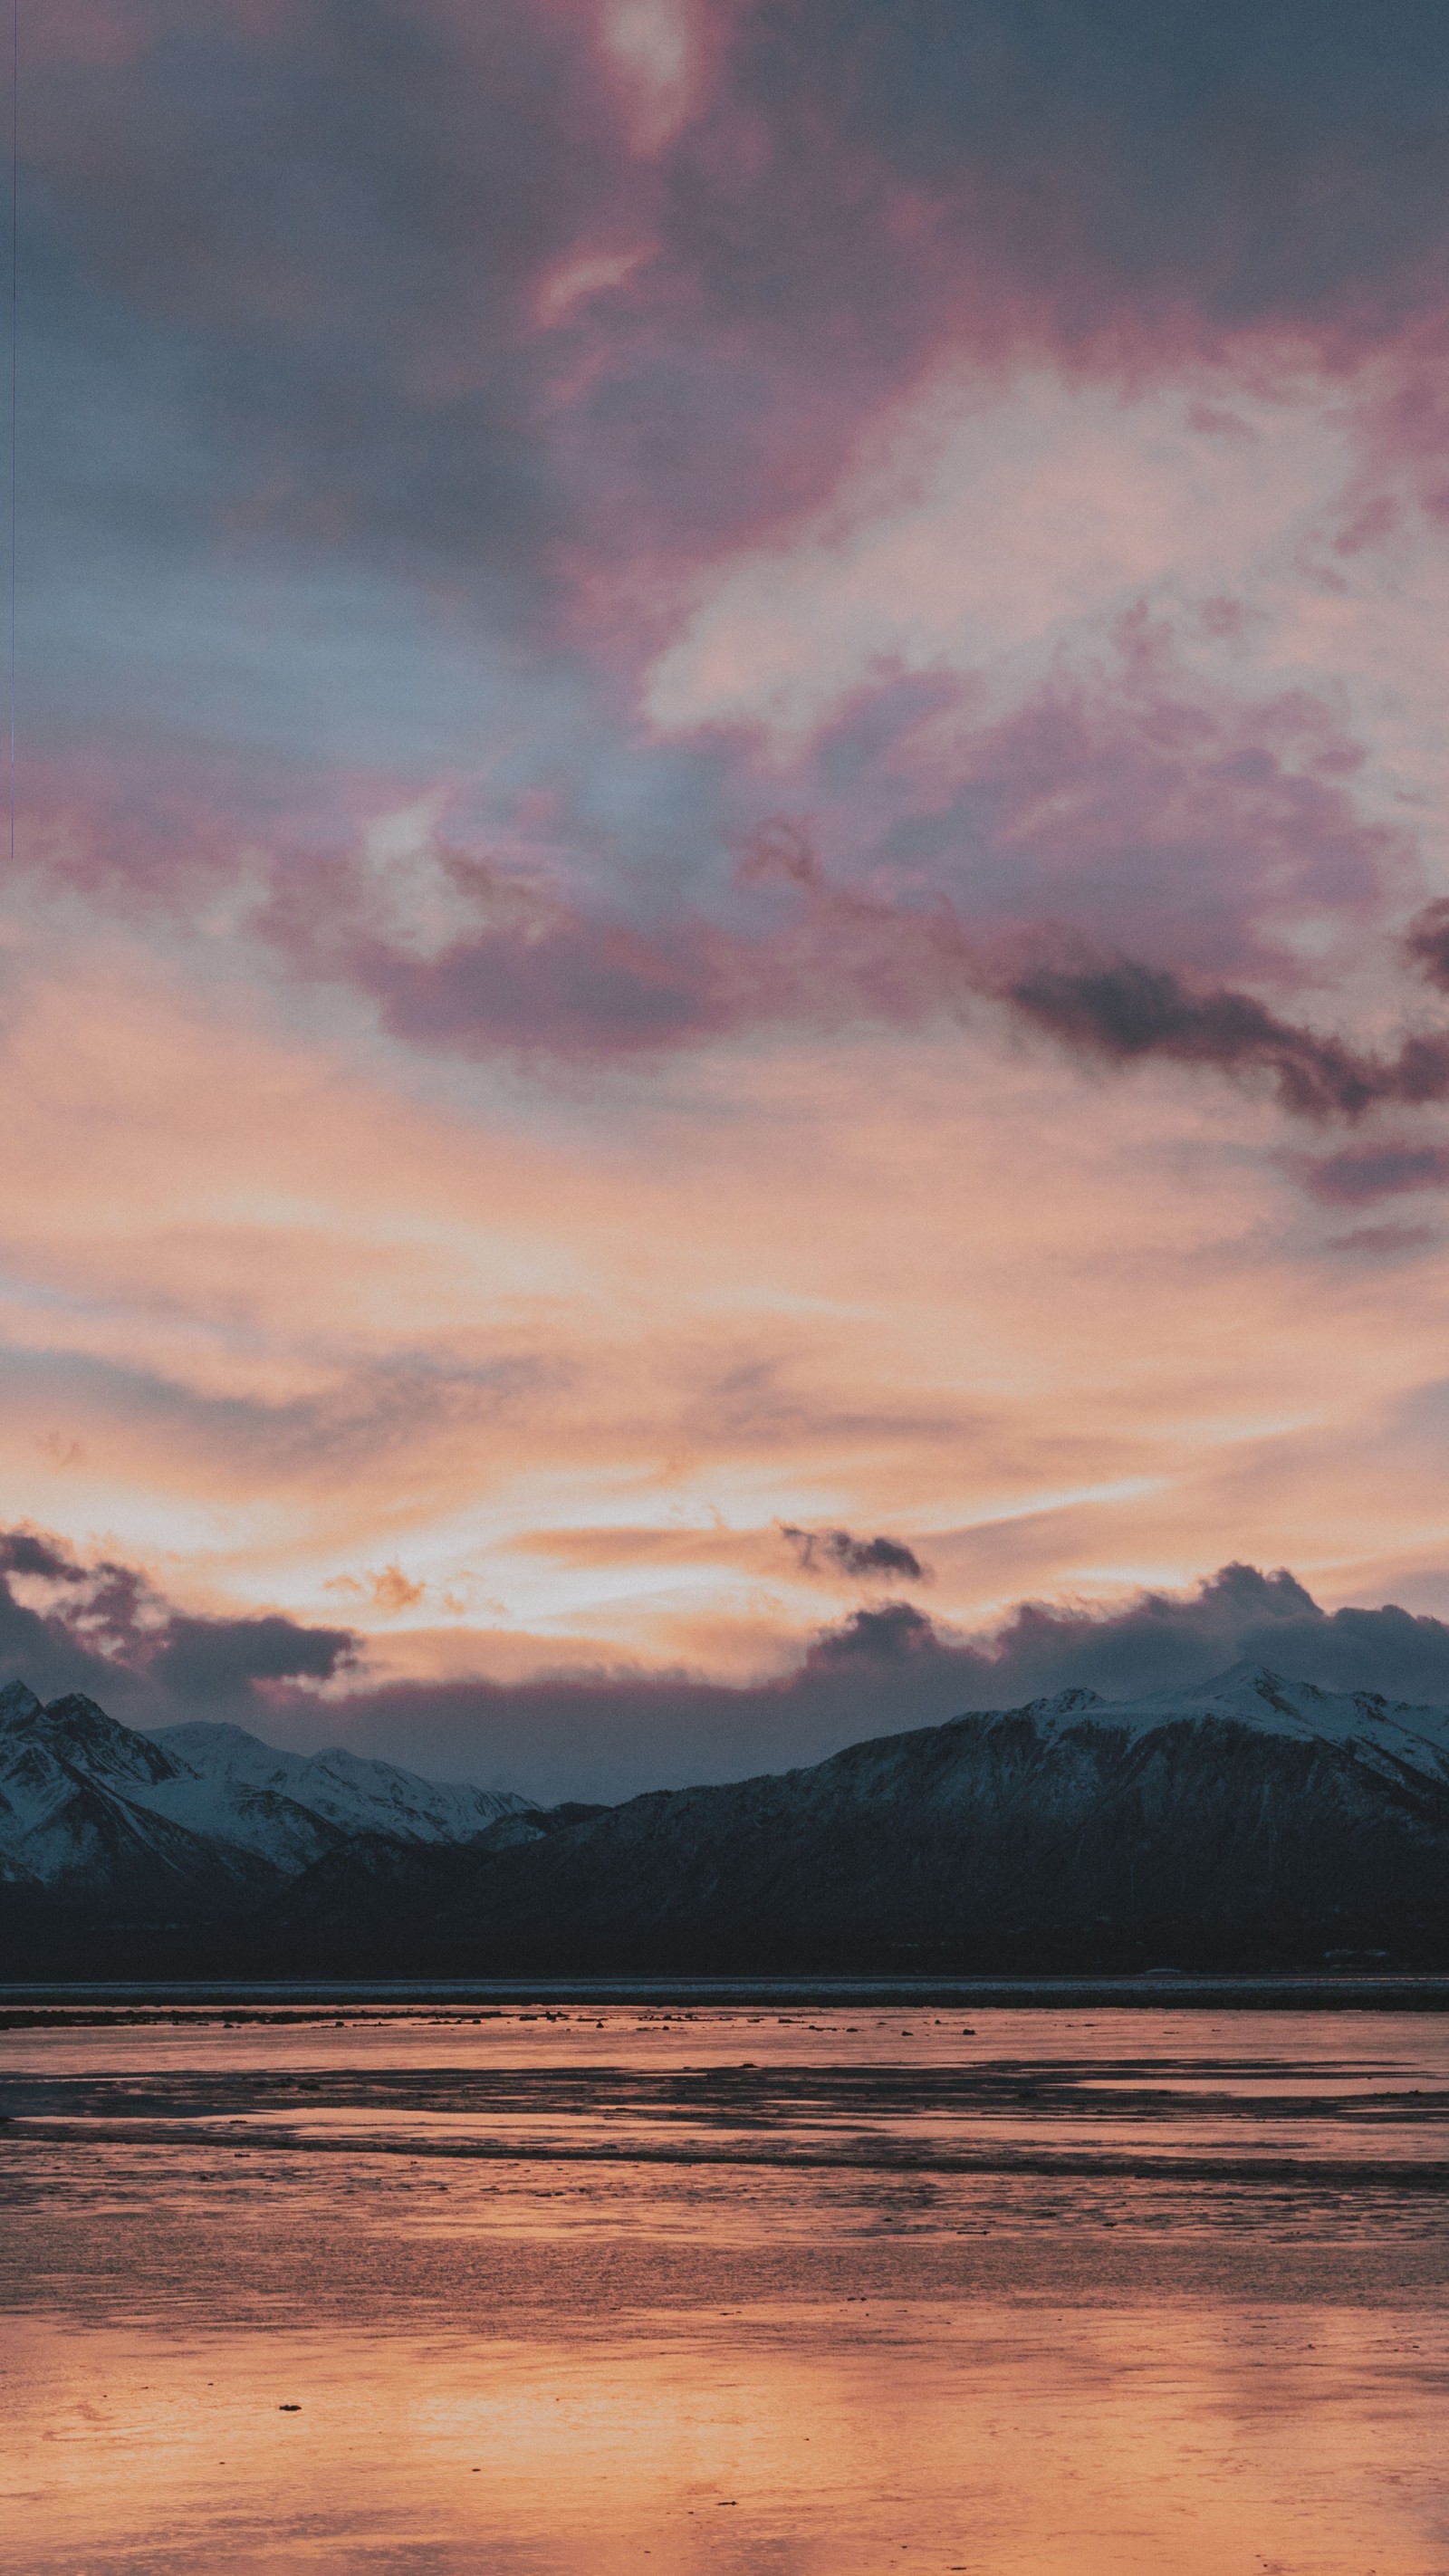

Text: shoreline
xmin=6 ymin=1971 xmax=1449 ymax=2017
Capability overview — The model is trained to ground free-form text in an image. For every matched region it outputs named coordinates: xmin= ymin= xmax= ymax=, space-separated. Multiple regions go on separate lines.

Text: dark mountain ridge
xmin=5 ymin=1663 xmax=1449 ymax=1976
xmin=248 ymin=1670 xmax=1449 ymax=1975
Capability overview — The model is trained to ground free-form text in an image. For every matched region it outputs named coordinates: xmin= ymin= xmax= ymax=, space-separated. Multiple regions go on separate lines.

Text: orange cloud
xmin=0 ymin=924 xmax=1446 ymax=1700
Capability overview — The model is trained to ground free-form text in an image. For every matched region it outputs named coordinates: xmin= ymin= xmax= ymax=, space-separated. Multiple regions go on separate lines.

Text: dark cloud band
xmin=1000 ymin=946 xmax=1449 ymax=1121
xmin=0 ymin=1523 xmax=358 ymax=1721
xmin=5 ymin=1527 xmax=1446 ymax=1805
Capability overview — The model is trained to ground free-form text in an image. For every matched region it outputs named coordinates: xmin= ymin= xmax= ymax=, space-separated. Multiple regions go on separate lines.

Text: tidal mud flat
xmin=3 ymin=1988 xmax=1449 ymax=2573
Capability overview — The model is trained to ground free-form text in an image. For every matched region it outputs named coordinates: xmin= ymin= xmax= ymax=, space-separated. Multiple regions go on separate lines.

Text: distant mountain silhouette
xmin=5 ymin=1664 xmax=1449 ymax=1975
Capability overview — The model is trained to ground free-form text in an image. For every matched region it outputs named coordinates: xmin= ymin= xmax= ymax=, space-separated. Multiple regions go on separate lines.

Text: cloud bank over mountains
xmin=0 ymin=1527 xmax=356 ymax=1726
xmin=8 ymin=1526 xmax=1449 ymax=1802
xmin=222 ymin=1563 xmax=1449 ymax=1802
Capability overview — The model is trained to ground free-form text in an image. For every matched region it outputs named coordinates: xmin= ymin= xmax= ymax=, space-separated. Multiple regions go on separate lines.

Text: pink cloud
xmin=21 ymin=622 xmax=1443 ymax=1133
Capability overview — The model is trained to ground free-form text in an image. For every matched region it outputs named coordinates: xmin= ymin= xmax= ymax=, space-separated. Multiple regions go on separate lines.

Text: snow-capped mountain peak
xmin=2 ymin=1686 xmax=181 ymax=1798
xmin=1021 ymin=1660 xmax=1449 ymax=1785
xmin=1021 ymin=1687 xmax=1106 ymax=1722
xmin=149 ymin=1720 xmax=533 ymax=1844
xmin=0 ymin=1684 xmax=533 ymax=1906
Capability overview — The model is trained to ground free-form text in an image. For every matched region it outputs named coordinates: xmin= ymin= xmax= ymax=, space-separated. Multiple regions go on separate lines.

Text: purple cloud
xmin=0 ymin=1523 xmax=359 ymax=1721
xmin=246 ymin=1561 xmax=1449 ymax=1803
xmin=781 ymin=1525 xmax=930 ymax=1582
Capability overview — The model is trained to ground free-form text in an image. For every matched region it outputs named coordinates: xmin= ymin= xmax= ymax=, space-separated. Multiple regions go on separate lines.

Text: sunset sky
xmin=9 ymin=1 xmax=1449 ymax=1795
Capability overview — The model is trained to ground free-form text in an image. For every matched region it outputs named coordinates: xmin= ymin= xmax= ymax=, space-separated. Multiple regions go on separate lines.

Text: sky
xmin=8 ymin=0 xmax=1449 ymax=1799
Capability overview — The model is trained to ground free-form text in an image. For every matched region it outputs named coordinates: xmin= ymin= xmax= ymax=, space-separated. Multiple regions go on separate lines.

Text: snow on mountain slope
xmin=0 ymin=1681 xmax=289 ymax=1900
xmin=12 ymin=1655 xmax=1449 ymax=1964
xmin=1022 ymin=1663 xmax=1449 ymax=1786
xmin=149 ymin=1721 xmax=533 ymax=1844
xmin=123 ymin=1767 xmax=346 ymax=1874
xmin=0 ymin=1683 xmax=533 ymax=1908
xmin=283 ymin=1656 xmax=1449 ymax=1976
xmin=0 ymin=1678 xmax=173 ymax=1816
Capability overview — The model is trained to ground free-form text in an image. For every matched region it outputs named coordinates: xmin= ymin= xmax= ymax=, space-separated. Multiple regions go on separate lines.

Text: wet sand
xmin=4 ymin=1994 xmax=1448 ymax=2572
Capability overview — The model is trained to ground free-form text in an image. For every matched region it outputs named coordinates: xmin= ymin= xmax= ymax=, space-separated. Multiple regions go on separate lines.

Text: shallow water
xmin=4 ymin=1997 xmax=1449 ymax=2572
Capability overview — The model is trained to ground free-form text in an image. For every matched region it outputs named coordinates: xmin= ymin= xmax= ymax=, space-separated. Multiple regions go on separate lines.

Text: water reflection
xmin=3 ymin=2000 xmax=1447 ymax=2572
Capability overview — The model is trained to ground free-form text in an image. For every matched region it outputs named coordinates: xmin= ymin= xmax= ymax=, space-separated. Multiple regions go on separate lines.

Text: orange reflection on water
xmin=3 ymin=2003 xmax=1449 ymax=2573
xmin=7 ymin=2301 xmax=1449 ymax=2576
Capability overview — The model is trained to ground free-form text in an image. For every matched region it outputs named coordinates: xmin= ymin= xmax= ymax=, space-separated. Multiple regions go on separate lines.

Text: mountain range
xmin=0 ymin=1679 xmax=530 ymax=1923
xmin=5 ymin=1663 xmax=1449 ymax=1975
